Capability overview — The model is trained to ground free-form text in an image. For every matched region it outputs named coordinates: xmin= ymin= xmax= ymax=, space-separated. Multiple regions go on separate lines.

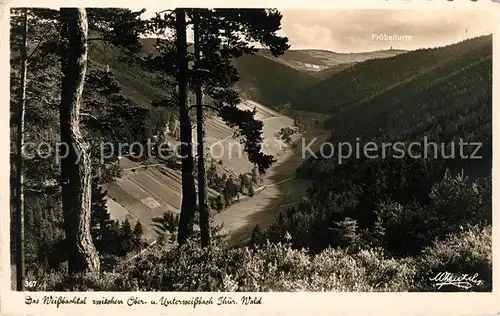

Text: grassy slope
xmin=136 ymin=38 xmax=405 ymax=110
xmin=88 ymin=41 xmax=168 ymax=107
xmin=232 ymin=53 xmax=318 ymax=108
xmin=85 ymin=39 xmax=313 ymax=242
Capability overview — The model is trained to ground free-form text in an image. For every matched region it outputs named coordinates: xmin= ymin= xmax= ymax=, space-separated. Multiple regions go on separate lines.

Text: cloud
xmin=281 ymin=23 xmax=336 ymax=51
xmin=136 ymin=7 xmax=494 ymax=53
xmin=278 ymin=9 xmax=495 ymax=52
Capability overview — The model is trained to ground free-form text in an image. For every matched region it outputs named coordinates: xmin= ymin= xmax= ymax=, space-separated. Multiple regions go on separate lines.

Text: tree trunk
xmin=59 ymin=8 xmax=100 ymax=274
xmin=193 ymin=12 xmax=211 ymax=247
xmin=176 ymin=8 xmax=197 ymax=246
xmin=14 ymin=8 xmax=28 ymax=291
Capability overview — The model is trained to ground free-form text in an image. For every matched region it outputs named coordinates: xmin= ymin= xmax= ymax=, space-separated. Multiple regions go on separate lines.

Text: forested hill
xmin=298 ymin=40 xmax=492 ymax=181
xmin=256 ymin=48 xmax=406 ymax=72
xmin=87 ymin=40 xmax=170 ymax=107
xmin=266 ymin=35 xmax=492 ymax=257
xmin=100 ymin=38 xmax=403 ymax=109
xmin=230 ymin=48 xmax=404 ymax=107
xmin=89 ymin=38 xmax=318 ymax=109
xmin=323 ymin=37 xmax=492 ymax=145
xmin=231 ymin=53 xmax=318 ymax=107
xmin=290 ymin=35 xmax=492 ymax=113
xmin=11 ymin=8 xmax=492 ymax=294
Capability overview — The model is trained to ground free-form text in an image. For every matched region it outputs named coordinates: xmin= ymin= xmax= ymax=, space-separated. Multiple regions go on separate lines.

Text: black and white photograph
xmin=1 ymin=1 xmax=499 ymax=314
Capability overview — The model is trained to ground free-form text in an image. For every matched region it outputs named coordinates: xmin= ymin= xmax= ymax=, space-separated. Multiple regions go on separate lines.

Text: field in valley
xmin=105 ymin=99 xmax=327 ymax=244
xmin=213 ymin=127 xmax=330 ymax=245
xmin=99 ymin=42 xmax=380 ymax=246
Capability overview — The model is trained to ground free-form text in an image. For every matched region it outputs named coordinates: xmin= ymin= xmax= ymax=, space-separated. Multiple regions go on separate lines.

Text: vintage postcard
xmin=0 ymin=0 xmax=499 ymax=315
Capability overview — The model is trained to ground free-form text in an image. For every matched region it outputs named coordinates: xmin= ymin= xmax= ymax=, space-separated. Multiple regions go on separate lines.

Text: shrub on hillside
xmin=30 ymin=271 xmax=120 ymax=292
xmin=367 ymin=170 xmax=490 ymax=257
xmin=110 ymin=242 xmax=415 ymax=292
xmin=414 ymin=225 xmax=492 ymax=292
xmin=375 ymin=199 xmax=431 ymax=257
xmin=427 ymin=171 xmax=491 ymax=236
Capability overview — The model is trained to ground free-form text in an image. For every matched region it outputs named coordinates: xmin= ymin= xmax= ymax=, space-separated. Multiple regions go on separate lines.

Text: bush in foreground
xmin=415 ymin=225 xmax=492 ymax=292
xmin=30 ymin=226 xmax=490 ymax=292
xmin=36 ymin=242 xmax=415 ymax=292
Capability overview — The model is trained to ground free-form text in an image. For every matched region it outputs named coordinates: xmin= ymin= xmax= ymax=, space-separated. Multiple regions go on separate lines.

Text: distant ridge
xmin=257 ymin=47 xmax=406 ymax=72
xmin=135 ymin=38 xmax=406 ymax=109
xmin=290 ymin=35 xmax=492 ymax=113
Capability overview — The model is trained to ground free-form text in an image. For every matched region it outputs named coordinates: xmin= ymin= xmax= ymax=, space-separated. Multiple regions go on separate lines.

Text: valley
xmin=8 ymin=8 xmax=493 ymax=294
xmin=101 ymin=35 xmax=492 ymax=248
xmin=104 ymin=96 xmax=330 ymax=245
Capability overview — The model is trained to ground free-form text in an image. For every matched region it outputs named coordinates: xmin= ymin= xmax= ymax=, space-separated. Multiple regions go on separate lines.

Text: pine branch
xmin=27 ymin=26 xmax=58 ymax=60
xmin=25 ymin=184 xmax=60 ymax=194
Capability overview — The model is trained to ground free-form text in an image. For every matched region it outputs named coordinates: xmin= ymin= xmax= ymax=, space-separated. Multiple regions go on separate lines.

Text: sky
xmin=16 ymin=5 xmax=495 ymax=53
xmin=276 ymin=9 xmax=495 ymax=52
xmin=137 ymin=8 xmax=495 ymax=53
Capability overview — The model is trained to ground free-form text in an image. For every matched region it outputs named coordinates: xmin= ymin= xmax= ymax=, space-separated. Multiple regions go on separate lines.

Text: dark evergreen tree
xmin=90 ymin=180 xmax=115 ymax=254
xmin=119 ymin=219 xmax=134 ymax=255
xmin=10 ymin=7 xmax=149 ymax=277
xmin=143 ymin=8 xmax=289 ymax=246
xmin=59 ymin=8 xmax=100 ymax=274
xmin=250 ymin=224 xmax=265 ymax=247
xmin=11 ymin=7 xmax=28 ymax=291
xmin=331 ymin=217 xmax=361 ymax=252
xmin=132 ymin=221 xmax=144 ymax=250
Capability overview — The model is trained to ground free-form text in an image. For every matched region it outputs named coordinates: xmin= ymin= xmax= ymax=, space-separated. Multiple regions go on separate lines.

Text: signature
xmin=429 ymin=272 xmax=483 ymax=290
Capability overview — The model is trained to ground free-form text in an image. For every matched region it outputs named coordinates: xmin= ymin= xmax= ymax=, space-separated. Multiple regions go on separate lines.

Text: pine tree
xmin=223 ymin=177 xmax=239 ymax=206
xmin=119 ymin=219 xmax=134 ymax=255
xmin=250 ymin=224 xmax=265 ymax=246
xmin=248 ymin=184 xmax=255 ymax=197
xmin=12 ymin=7 xmax=28 ymax=291
xmin=90 ymin=180 xmax=114 ymax=254
xmin=10 ymin=6 xmax=64 ymax=289
xmin=108 ymin=220 xmax=121 ymax=256
xmin=192 ymin=12 xmax=211 ymax=247
xmin=158 ymin=211 xmax=180 ymax=234
xmin=143 ymin=8 xmax=289 ymax=246
xmin=59 ymin=8 xmax=100 ymax=274
xmin=10 ymin=7 xmax=147 ymax=276
xmin=132 ymin=221 xmax=144 ymax=250
xmin=332 ymin=217 xmax=361 ymax=251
